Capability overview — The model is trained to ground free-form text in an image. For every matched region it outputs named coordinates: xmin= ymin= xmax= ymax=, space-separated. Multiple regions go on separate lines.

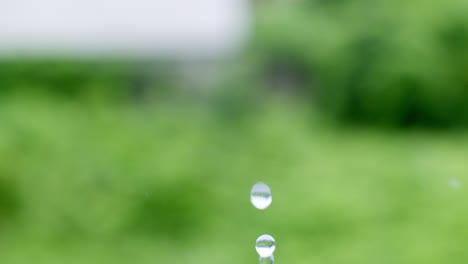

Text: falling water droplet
xmin=258 ymin=255 xmax=274 ymax=264
xmin=256 ymin=234 xmax=276 ymax=258
xmin=251 ymin=182 xmax=272 ymax=210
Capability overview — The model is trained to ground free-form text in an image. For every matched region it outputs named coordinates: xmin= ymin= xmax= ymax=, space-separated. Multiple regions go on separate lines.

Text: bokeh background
xmin=1 ymin=1 xmax=468 ymax=264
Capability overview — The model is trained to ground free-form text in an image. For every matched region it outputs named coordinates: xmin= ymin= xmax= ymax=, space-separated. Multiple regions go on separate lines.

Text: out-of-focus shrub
xmin=252 ymin=0 xmax=468 ymax=127
xmin=0 ymin=60 xmax=175 ymax=101
xmin=0 ymin=175 xmax=19 ymax=226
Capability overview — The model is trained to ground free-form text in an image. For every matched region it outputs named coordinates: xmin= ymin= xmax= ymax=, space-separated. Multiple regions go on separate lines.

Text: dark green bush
xmin=0 ymin=60 xmax=175 ymax=101
xmin=0 ymin=176 xmax=19 ymax=226
xmin=252 ymin=0 xmax=468 ymax=127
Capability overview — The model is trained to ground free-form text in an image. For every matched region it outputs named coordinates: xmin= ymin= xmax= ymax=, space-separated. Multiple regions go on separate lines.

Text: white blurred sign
xmin=0 ymin=0 xmax=249 ymax=58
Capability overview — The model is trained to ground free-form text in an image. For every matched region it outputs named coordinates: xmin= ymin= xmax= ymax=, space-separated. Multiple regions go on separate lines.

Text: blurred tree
xmin=251 ymin=0 xmax=468 ymax=127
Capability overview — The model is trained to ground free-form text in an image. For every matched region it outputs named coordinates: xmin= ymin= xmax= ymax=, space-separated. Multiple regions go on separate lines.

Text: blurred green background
xmin=1 ymin=1 xmax=468 ymax=264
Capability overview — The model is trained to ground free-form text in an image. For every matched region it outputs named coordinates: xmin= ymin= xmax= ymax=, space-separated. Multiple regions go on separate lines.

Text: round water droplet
xmin=251 ymin=182 xmax=272 ymax=210
xmin=256 ymin=234 xmax=276 ymax=258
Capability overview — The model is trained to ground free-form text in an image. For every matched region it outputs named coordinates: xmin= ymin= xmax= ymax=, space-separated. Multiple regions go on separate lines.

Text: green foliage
xmin=252 ymin=0 xmax=468 ymax=127
xmin=1 ymin=96 xmax=468 ymax=264
xmin=0 ymin=60 xmax=176 ymax=101
xmin=0 ymin=177 xmax=19 ymax=224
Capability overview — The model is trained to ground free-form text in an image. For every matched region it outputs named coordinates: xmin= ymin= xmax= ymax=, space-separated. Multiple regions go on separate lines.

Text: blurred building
xmin=0 ymin=0 xmax=250 ymax=59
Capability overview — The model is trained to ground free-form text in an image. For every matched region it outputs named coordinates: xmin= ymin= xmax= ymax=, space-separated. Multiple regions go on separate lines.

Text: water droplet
xmin=251 ymin=182 xmax=272 ymax=210
xmin=256 ymin=234 xmax=276 ymax=258
xmin=258 ymin=255 xmax=274 ymax=264
xmin=449 ymin=178 xmax=462 ymax=189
